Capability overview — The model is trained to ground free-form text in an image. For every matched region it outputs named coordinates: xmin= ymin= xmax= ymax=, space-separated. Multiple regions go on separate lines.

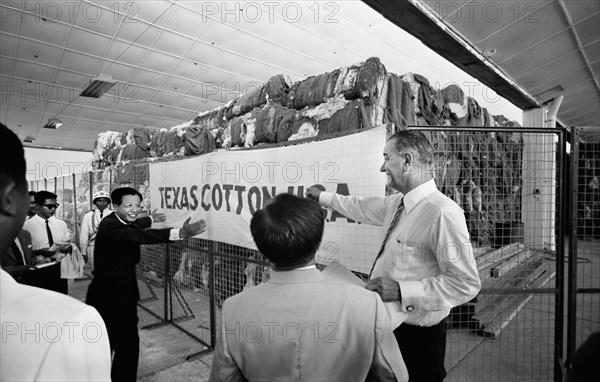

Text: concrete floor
xmin=68 ymin=239 xmax=599 ymax=382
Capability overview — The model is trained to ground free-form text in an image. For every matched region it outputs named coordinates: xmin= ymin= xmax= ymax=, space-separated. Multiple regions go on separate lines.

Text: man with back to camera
xmin=23 ymin=190 xmax=72 ymax=294
xmin=209 ymin=193 xmax=408 ymax=382
xmin=79 ymin=190 xmax=112 ymax=271
xmin=0 ymin=123 xmax=111 ymax=381
xmin=86 ymin=186 xmax=207 ymax=382
xmin=307 ymin=130 xmax=481 ymax=382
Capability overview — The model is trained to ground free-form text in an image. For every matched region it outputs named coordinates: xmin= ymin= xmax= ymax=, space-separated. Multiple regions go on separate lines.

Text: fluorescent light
xmin=43 ymin=117 xmax=63 ymax=129
xmin=80 ymin=74 xmax=116 ymax=98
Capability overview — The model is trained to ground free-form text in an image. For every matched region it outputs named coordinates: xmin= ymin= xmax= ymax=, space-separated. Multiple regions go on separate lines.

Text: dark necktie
xmin=45 ymin=219 xmax=54 ymax=246
xmin=369 ymin=198 xmax=405 ymax=278
xmin=11 ymin=241 xmax=24 ymax=266
xmin=100 ymin=210 xmax=103 ymax=218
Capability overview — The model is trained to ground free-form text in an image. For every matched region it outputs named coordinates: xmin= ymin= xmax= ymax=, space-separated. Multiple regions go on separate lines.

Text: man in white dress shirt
xmin=23 ymin=190 xmax=72 ymax=294
xmin=0 ymin=123 xmax=112 ymax=381
xmin=307 ymin=130 xmax=481 ymax=382
xmin=79 ymin=190 xmax=112 ymax=271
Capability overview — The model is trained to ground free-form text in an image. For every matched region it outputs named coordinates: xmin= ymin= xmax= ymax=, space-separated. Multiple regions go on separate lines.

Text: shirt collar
xmin=403 ymin=179 xmax=438 ymax=214
xmin=115 ymin=213 xmax=129 ymax=226
xmin=33 ymin=214 xmax=52 ymax=223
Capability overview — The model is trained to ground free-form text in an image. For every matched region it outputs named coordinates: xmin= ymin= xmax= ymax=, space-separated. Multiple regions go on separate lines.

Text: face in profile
xmin=28 ymin=194 xmax=37 ymax=217
xmin=115 ymin=194 xmax=141 ymax=222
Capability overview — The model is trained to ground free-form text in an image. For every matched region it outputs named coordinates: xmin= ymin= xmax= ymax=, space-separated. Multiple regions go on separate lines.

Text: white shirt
xmin=0 ymin=269 xmax=112 ymax=381
xmin=23 ymin=214 xmax=71 ymax=250
xmin=79 ymin=209 xmax=112 ymax=251
xmin=319 ymin=179 xmax=481 ymax=326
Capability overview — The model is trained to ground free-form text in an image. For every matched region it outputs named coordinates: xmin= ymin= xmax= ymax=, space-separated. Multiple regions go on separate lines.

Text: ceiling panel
xmin=117 ymin=20 xmax=160 ymax=46
xmin=501 ymin=31 xmax=578 ymax=79
xmin=152 ymin=30 xmax=194 ymax=57
xmin=562 ymin=0 xmax=600 ymax=24
xmin=1 ymin=0 xmax=598 ymax=152
xmin=18 ymin=18 xmax=70 ymax=46
xmin=66 ymin=27 xmax=112 ymax=57
xmin=574 ymin=13 xmax=599 ymax=47
xmin=0 ymin=33 xmax=18 ymax=57
xmin=13 ymin=61 xmax=56 ymax=84
xmin=583 ymin=41 xmax=600 ymax=63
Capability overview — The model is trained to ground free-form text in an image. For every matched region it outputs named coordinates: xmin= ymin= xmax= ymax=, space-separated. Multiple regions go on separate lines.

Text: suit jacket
xmin=86 ymin=213 xmax=171 ymax=311
xmin=209 ymin=268 xmax=408 ymax=382
xmin=0 ymin=269 xmax=112 ymax=381
xmin=0 ymin=230 xmax=34 ymax=280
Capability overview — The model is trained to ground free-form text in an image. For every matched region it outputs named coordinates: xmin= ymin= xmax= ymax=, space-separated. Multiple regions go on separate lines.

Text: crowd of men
xmin=3 ymin=121 xmax=593 ymax=381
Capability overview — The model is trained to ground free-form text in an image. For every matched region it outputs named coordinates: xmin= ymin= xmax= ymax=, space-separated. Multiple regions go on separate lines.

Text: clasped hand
xmin=179 ymin=217 xmax=207 ymax=238
xmin=365 ymin=277 xmax=401 ymax=302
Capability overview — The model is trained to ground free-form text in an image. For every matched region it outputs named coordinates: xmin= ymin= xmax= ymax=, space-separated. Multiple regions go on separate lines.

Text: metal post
xmin=62 ymin=176 xmax=66 ymax=220
xmin=209 ymin=241 xmax=216 ymax=349
xmin=53 ymin=176 xmax=57 ymax=195
xmin=566 ymin=127 xmax=580 ymax=373
xmin=72 ymin=173 xmax=78 ymax=246
xmin=554 ymin=129 xmax=567 ymax=381
xmin=165 ymin=243 xmax=171 ymax=322
xmin=89 ymin=171 xmax=93 ymax=210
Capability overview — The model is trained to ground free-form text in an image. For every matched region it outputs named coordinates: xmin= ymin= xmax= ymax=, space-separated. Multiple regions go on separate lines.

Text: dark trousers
xmin=393 ymin=319 xmax=447 ymax=382
xmin=102 ymin=303 xmax=140 ymax=382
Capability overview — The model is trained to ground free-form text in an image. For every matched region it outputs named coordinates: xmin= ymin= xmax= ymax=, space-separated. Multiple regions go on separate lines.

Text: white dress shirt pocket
xmin=389 ymin=239 xmax=421 ymax=280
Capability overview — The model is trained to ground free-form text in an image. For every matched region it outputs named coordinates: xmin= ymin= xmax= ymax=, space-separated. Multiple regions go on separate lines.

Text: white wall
xmin=25 ymin=147 xmax=93 ymax=182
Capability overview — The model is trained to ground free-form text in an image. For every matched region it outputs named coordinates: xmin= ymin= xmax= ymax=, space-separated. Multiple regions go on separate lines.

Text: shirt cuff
xmin=398 ymin=280 xmax=424 ymax=312
xmin=169 ymin=228 xmax=181 ymax=241
xmin=319 ymin=191 xmax=334 ymax=206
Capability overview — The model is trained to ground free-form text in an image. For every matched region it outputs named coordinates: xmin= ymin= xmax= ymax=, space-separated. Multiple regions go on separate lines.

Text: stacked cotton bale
xmin=399 ymin=79 xmax=523 ymax=246
xmin=89 ymin=57 xmax=524 ymax=248
xmin=217 ymin=57 xmax=389 ymax=149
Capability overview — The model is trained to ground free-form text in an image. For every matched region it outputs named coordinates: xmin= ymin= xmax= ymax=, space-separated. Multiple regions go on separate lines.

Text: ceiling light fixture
xmin=80 ymin=74 xmax=116 ymax=98
xmin=43 ymin=117 xmax=63 ymax=129
xmin=23 ymin=135 xmax=36 ymax=143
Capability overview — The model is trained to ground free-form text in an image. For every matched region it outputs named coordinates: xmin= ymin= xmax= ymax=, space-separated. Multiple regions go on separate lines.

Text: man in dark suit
xmin=86 ymin=187 xmax=206 ymax=382
xmin=0 ymin=229 xmax=34 ymax=282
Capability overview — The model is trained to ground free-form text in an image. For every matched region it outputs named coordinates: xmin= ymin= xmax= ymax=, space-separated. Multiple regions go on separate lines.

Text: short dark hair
xmin=111 ymin=187 xmax=142 ymax=205
xmin=250 ymin=193 xmax=325 ymax=268
xmin=29 ymin=191 xmax=37 ymax=197
xmin=0 ymin=123 xmax=27 ymax=191
xmin=35 ymin=191 xmax=57 ymax=204
xmin=388 ymin=130 xmax=434 ymax=166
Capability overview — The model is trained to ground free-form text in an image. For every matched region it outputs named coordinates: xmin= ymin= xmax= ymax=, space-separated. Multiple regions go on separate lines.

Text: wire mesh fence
xmin=416 ymin=126 xmax=565 ymax=381
xmin=25 ymin=126 xmax=587 ymax=380
xmin=569 ymin=129 xmax=600 ymax=368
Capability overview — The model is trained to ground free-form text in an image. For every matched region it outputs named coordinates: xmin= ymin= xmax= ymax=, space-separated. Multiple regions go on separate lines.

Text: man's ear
xmin=0 ymin=181 xmax=20 ymax=216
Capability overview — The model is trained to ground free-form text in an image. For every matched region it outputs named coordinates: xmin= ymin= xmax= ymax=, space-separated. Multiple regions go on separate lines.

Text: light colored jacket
xmin=209 ymin=268 xmax=408 ymax=382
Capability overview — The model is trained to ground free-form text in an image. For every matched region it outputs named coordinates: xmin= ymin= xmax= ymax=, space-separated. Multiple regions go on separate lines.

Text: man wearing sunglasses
xmin=23 ymin=191 xmax=71 ymax=294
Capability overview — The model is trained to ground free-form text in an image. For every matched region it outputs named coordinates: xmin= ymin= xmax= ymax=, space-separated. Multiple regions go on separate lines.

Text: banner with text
xmin=149 ymin=126 xmax=386 ymax=273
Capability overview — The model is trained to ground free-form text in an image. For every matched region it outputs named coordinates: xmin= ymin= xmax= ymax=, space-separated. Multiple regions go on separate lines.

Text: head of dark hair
xmin=34 ymin=191 xmax=57 ymax=204
xmin=111 ymin=187 xmax=142 ymax=205
xmin=0 ymin=123 xmax=27 ymax=191
xmin=388 ymin=130 xmax=434 ymax=166
xmin=250 ymin=193 xmax=325 ymax=269
xmin=29 ymin=191 xmax=37 ymax=197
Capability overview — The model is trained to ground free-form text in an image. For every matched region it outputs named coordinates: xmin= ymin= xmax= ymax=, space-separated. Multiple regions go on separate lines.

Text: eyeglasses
xmin=41 ymin=204 xmax=59 ymax=209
